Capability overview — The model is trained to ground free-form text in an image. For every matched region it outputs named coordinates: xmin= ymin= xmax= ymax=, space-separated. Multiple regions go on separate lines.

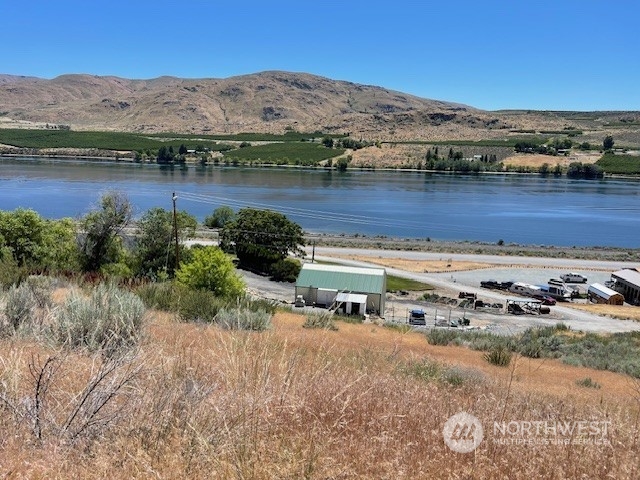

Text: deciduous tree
xmin=133 ymin=207 xmax=197 ymax=278
xmin=78 ymin=192 xmax=132 ymax=272
xmin=220 ymin=208 xmax=305 ymax=274
xmin=175 ymin=245 xmax=245 ymax=299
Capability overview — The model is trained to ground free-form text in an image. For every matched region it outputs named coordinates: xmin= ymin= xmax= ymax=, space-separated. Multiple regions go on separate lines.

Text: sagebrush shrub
xmin=426 ymin=328 xmax=459 ymax=346
xmin=215 ymin=307 xmax=272 ymax=331
xmin=3 ymin=283 xmax=37 ymax=332
xmin=54 ymin=283 xmax=146 ymax=354
xmin=303 ymin=311 xmax=337 ymax=331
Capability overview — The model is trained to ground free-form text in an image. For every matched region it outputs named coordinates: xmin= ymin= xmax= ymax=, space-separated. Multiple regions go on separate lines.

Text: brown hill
xmin=1 ymin=71 xmax=639 ymax=144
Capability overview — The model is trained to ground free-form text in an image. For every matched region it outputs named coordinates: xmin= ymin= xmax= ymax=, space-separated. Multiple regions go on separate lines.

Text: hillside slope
xmin=1 ymin=71 xmax=639 ymax=145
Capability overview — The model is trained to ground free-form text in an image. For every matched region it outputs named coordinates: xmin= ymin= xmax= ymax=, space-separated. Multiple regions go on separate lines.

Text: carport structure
xmin=294 ymin=263 xmax=386 ymax=316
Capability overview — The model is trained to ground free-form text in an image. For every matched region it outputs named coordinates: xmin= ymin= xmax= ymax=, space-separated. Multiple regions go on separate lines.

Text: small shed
xmin=295 ymin=263 xmax=386 ymax=316
xmin=588 ymin=283 xmax=624 ymax=305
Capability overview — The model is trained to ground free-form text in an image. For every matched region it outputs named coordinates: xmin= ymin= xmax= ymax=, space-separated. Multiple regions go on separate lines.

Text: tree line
xmin=0 ymin=193 xmax=306 ymax=295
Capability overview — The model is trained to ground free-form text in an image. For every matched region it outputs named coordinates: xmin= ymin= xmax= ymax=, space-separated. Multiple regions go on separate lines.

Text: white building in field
xmin=294 ymin=263 xmax=386 ymax=316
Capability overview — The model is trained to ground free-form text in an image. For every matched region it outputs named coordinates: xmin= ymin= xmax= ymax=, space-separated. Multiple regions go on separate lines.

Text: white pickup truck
xmin=560 ymin=273 xmax=587 ymax=283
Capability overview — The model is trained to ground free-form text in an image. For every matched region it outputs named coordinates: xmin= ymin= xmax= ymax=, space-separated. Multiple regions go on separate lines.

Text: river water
xmin=1 ymin=156 xmax=639 ymax=248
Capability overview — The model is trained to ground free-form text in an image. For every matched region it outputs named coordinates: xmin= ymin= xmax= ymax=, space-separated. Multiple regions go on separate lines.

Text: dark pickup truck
xmin=408 ymin=309 xmax=427 ymax=325
xmin=480 ymin=280 xmax=513 ymax=290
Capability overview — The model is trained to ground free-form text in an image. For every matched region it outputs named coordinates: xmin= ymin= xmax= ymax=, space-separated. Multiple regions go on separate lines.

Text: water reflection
xmin=0 ymin=157 xmax=638 ymax=247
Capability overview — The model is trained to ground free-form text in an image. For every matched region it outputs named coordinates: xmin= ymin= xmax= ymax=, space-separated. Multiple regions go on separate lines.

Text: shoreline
xmin=2 ymin=154 xmax=639 ymax=256
xmin=305 ymin=233 xmax=640 ymax=262
xmin=2 ymin=151 xmax=640 ymax=180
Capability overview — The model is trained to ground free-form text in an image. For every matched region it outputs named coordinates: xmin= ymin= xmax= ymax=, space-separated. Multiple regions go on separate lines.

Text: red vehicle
xmin=533 ymin=294 xmax=556 ymax=306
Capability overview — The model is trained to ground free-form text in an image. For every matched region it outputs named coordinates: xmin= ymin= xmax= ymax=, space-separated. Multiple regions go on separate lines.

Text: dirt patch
xmin=332 ymin=254 xmax=503 ymax=273
xmin=503 ymin=152 xmax=602 ymax=168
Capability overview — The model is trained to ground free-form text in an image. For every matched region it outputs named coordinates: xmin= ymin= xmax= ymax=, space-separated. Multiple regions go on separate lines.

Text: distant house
xmin=610 ymin=269 xmax=640 ymax=305
xmin=588 ymin=283 xmax=624 ymax=305
xmin=294 ymin=263 xmax=386 ymax=316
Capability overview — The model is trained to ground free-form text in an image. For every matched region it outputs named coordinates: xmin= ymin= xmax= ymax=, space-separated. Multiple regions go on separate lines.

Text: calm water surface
xmin=1 ymin=157 xmax=639 ymax=248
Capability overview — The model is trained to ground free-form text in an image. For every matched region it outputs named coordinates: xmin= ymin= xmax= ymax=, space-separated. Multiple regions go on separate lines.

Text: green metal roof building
xmin=295 ymin=263 xmax=386 ymax=316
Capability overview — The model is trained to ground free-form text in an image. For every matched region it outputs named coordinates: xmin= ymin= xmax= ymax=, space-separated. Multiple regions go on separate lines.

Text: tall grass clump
xmin=54 ymin=283 xmax=146 ymax=354
xmin=399 ymin=358 xmax=484 ymax=387
xmin=483 ymin=345 xmax=512 ymax=367
xmin=303 ymin=311 xmax=337 ymax=331
xmin=576 ymin=377 xmax=601 ymax=389
xmin=215 ymin=306 xmax=272 ymax=331
xmin=425 ymin=328 xmax=460 ymax=346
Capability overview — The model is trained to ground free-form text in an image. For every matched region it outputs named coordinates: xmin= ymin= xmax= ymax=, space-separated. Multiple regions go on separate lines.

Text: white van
xmin=560 ymin=273 xmax=587 ymax=283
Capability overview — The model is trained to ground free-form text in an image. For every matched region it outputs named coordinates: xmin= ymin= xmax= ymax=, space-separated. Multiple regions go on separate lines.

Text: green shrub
xmin=0 ymin=250 xmax=28 ymax=288
xmin=426 ymin=328 xmax=460 ymax=346
xmin=399 ymin=359 xmax=483 ymax=387
xmin=176 ymin=288 xmax=227 ymax=323
xmin=136 ymin=281 xmax=183 ymax=311
xmin=269 ymin=258 xmax=301 ymax=282
xmin=576 ymin=377 xmax=601 ymax=389
xmin=303 ymin=311 xmax=337 ymax=331
xmin=518 ymin=326 xmax=563 ymax=358
xmin=241 ymin=297 xmax=279 ymax=315
xmin=400 ymin=358 xmax=442 ymax=382
xmin=3 ymin=283 xmax=38 ymax=333
xmin=465 ymin=331 xmax=515 ymax=351
xmin=442 ymin=366 xmax=484 ymax=387
xmin=484 ymin=346 xmax=512 ymax=367
xmin=175 ymin=246 xmax=245 ymax=299
xmin=54 ymin=283 xmax=146 ymax=354
xmin=215 ymin=307 xmax=272 ymax=331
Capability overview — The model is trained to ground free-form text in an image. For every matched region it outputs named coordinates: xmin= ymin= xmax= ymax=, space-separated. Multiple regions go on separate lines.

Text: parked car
xmin=560 ymin=273 xmax=587 ymax=283
xmin=408 ymin=309 xmax=427 ymax=325
xmin=533 ymin=294 xmax=556 ymax=306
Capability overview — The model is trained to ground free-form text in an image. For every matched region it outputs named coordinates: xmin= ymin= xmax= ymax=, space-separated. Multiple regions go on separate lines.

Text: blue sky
xmin=3 ymin=0 xmax=639 ymax=111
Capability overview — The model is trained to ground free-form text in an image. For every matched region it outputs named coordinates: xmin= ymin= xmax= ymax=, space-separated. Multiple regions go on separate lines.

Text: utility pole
xmin=312 ymin=240 xmax=316 ymax=263
xmin=172 ymin=192 xmax=180 ymax=270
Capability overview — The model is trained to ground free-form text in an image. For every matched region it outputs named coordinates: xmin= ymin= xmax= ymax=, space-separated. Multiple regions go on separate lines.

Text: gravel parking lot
xmin=241 ymin=246 xmax=640 ymax=335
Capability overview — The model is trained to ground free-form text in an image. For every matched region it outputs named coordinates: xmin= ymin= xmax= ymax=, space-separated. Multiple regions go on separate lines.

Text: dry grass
xmin=502 ymin=152 xmax=602 ymax=168
xmin=332 ymin=254 xmax=498 ymax=273
xmin=564 ymin=303 xmax=640 ymax=322
xmin=1 ymin=310 xmax=639 ymax=478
